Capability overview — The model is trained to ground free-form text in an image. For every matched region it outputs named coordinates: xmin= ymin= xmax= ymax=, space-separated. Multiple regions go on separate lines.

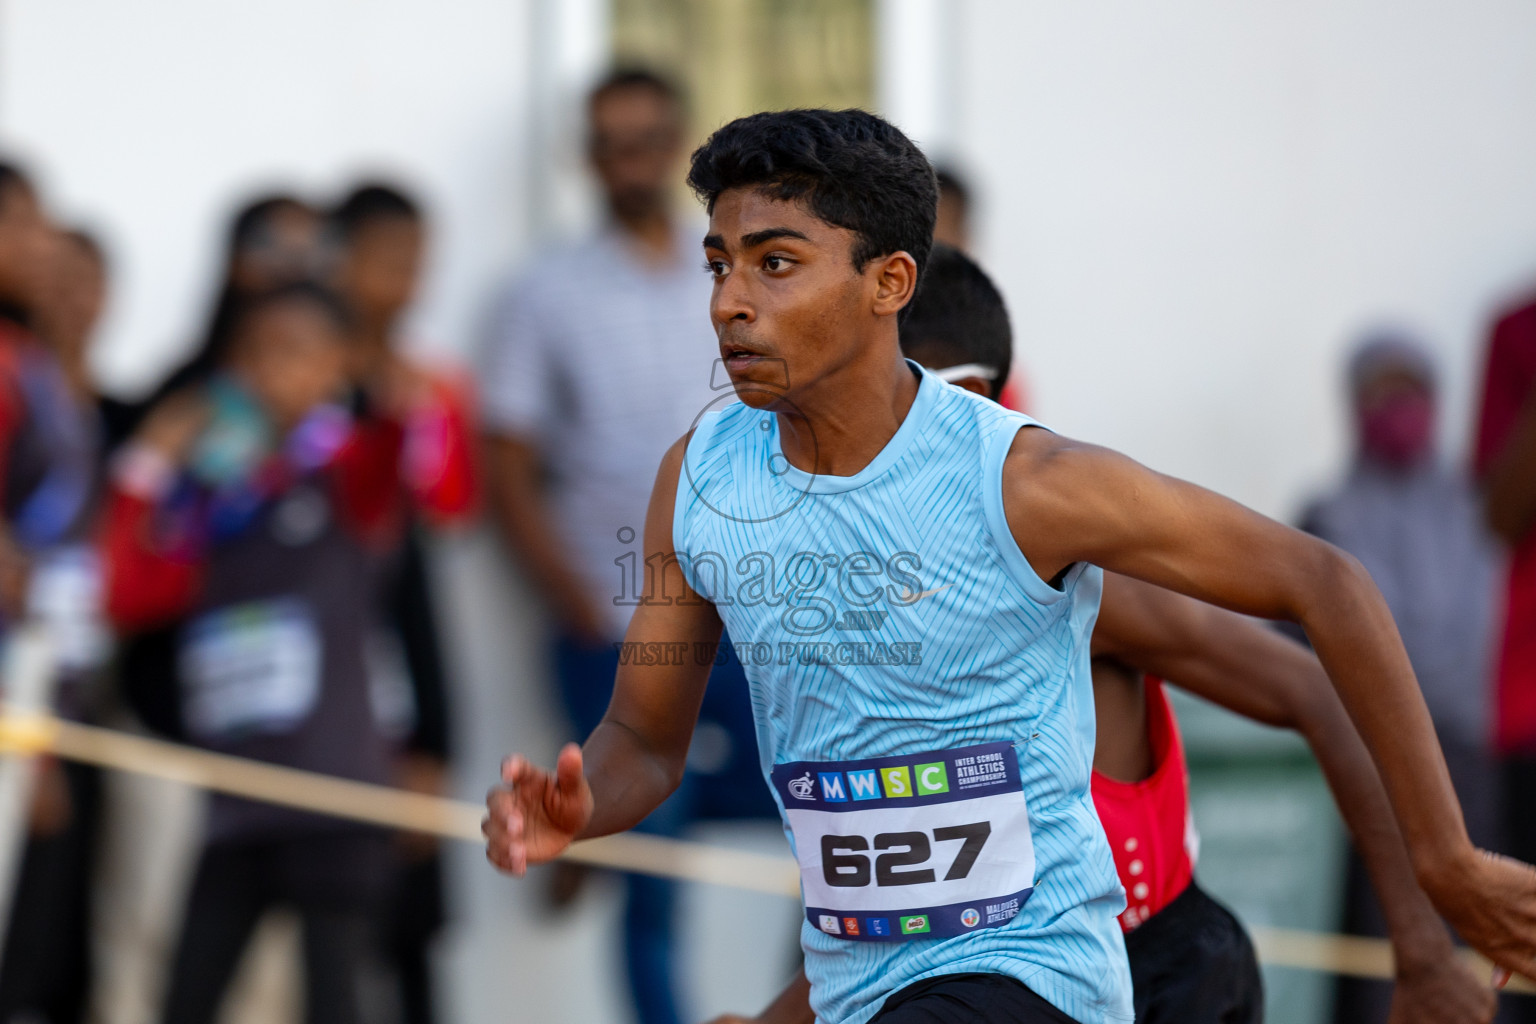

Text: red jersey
xmin=1475 ymin=297 xmax=1536 ymax=754
xmin=1091 ymin=678 xmax=1197 ymax=932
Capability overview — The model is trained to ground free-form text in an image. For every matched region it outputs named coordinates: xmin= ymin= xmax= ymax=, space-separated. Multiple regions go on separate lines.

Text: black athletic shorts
xmin=870 ymin=973 xmax=1080 ymax=1023
xmin=1125 ymin=881 xmax=1264 ymax=1024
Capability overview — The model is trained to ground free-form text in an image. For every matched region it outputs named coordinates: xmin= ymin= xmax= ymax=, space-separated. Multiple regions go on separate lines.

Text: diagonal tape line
xmin=1 ymin=710 xmax=1531 ymax=993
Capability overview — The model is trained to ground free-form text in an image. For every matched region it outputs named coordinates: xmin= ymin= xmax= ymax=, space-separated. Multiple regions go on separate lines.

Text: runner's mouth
xmin=722 ymin=346 xmax=765 ymax=371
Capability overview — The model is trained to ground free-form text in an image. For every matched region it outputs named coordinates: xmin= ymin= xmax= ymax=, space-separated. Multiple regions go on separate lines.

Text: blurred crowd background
xmin=1 ymin=2 xmax=1536 ymax=1024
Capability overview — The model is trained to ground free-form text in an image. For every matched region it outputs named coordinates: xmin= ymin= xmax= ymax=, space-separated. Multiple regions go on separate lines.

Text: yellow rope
xmin=1 ymin=710 xmax=1529 ymax=992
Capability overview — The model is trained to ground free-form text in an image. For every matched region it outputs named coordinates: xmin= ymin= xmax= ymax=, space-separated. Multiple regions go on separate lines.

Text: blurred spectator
xmin=479 ymin=68 xmax=770 ymax=1024
xmin=28 ymin=226 xmax=114 ymax=693
xmin=0 ymin=164 xmax=106 ymax=1024
xmin=929 ymin=164 xmax=1031 ymax=411
xmin=933 ymin=165 xmax=972 ymax=252
xmin=1302 ymin=332 xmax=1503 ymax=1024
xmin=329 ymin=181 xmax=470 ymax=1024
xmin=110 ymin=195 xmax=323 ymax=745
xmin=104 ymin=194 xmax=323 ymax=446
xmin=37 ymin=229 xmax=107 ymax=403
xmin=102 ymin=282 xmax=473 ymax=1024
xmin=1477 ymin=289 xmax=1536 ymax=1024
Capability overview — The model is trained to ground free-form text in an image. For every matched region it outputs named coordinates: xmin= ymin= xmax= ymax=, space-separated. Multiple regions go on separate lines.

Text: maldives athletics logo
xmin=960 ymin=908 xmax=981 ymax=928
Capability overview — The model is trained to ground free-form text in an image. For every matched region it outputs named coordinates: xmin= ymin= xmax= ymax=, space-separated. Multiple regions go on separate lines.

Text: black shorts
xmin=871 ymin=973 xmax=1080 ymax=1023
xmin=1125 ymin=881 xmax=1264 ymax=1024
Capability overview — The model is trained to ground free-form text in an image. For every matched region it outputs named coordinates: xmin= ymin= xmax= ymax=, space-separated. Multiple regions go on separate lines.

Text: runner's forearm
xmin=1285 ymin=656 xmax=1459 ymax=966
xmin=1095 ymin=574 xmax=1457 ymax=960
xmin=1296 ymin=547 xmax=1472 ymax=889
xmin=575 ymin=716 xmax=687 ymax=840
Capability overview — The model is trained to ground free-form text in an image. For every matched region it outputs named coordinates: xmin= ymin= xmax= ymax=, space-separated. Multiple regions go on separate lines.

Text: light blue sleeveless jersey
xmin=673 ymin=365 xmax=1132 ymax=1024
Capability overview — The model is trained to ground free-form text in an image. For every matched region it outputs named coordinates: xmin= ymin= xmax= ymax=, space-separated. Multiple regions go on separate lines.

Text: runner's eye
xmin=763 ymin=255 xmax=788 ymax=272
xmin=703 ymin=259 xmax=728 ymax=278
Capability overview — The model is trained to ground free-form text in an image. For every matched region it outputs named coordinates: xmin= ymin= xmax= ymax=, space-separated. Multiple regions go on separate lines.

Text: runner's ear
xmin=869 ymin=251 xmax=919 ymax=319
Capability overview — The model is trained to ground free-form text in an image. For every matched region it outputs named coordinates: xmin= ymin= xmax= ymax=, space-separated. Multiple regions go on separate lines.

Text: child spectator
xmin=109 ymin=195 xmax=326 ymax=742
xmin=103 ymin=282 xmax=472 ymax=1024
xmin=139 ymin=195 xmax=323 ymax=420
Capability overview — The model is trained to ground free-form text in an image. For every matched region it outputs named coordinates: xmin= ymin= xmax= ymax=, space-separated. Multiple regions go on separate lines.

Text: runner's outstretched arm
xmin=484 ymin=436 xmax=721 ymax=874
xmin=1004 ymin=426 xmax=1536 ymax=980
xmin=1094 ymin=572 xmax=1497 ymax=1023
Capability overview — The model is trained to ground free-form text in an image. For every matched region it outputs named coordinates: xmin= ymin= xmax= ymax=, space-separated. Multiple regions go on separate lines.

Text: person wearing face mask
xmin=1300 ymin=332 xmax=1505 ymax=1024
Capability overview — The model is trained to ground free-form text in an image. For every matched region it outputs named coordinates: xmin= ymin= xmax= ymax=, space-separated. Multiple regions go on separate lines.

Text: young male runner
xmin=485 ymin=110 xmax=1536 ymax=1023
xmin=702 ymin=245 xmax=1496 ymax=1024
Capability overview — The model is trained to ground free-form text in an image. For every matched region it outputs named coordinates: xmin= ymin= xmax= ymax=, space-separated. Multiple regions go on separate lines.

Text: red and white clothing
xmin=102 ymin=379 xmax=475 ymax=841
xmin=1091 ymin=678 xmax=1199 ymax=933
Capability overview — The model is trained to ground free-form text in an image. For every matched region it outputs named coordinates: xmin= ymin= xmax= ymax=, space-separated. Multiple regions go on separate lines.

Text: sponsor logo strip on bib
xmin=771 ymin=741 xmax=1035 ymax=942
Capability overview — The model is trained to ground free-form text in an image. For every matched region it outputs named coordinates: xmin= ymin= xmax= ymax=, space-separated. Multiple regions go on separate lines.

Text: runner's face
xmin=704 ymin=189 xmax=872 ymax=408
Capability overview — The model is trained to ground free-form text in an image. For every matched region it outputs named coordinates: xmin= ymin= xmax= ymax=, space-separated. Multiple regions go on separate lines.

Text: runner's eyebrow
xmin=740 ymin=227 xmax=810 ymax=248
xmin=702 ymin=228 xmax=811 ymax=252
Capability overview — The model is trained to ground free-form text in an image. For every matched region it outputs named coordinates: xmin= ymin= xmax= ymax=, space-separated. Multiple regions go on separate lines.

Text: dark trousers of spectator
xmin=0 ymin=762 xmax=99 ymax=1024
xmin=1332 ymin=739 xmax=1511 ymax=1024
xmin=1503 ymin=756 xmax=1536 ymax=1024
xmin=555 ymin=631 xmax=772 ymax=1024
xmin=160 ymin=831 xmax=390 ymax=1024
xmin=380 ymin=852 xmax=446 ymax=1024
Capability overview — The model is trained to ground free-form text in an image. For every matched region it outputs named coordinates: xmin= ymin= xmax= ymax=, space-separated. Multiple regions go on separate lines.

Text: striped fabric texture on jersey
xmin=674 ymin=363 xmax=1133 ymax=1024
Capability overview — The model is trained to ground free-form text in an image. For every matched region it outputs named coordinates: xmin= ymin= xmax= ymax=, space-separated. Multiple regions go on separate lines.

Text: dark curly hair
xmin=900 ymin=244 xmax=1012 ymax=400
xmin=331 ymin=181 xmax=421 ymax=241
xmin=687 ymin=109 xmax=938 ymax=283
xmin=233 ymin=280 xmax=355 ymax=342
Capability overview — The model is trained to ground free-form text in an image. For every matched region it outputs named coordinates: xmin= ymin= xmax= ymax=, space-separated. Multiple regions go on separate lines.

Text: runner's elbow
xmin=1291 ymin=540 xmax=1373 ymax=630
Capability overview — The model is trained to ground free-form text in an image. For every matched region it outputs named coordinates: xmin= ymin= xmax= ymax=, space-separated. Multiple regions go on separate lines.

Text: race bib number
xmin=180 ymin=599 xmax=322 ymax=741
xmin=771 ymin=741 xmax=1034 ymax=942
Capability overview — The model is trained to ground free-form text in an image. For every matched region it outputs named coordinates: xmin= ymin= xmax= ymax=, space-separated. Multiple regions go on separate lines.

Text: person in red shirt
xmin=706 ymin=246 xmax=1495 ymax=1024
xmin=327 ymin=180 xmax=476 ymax=1024
xmin=103 ymin=281 xmax=473 ymax=1024
xmin=1476 ymin=292 xmax=1536 ymax=1024
xmin=0 ymin=160 xmax=105 ymax=1024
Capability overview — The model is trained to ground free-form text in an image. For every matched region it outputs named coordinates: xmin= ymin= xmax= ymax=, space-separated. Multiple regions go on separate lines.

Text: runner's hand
xmin=483 ymin=743 xmax=593 ymax=876
xmin=1389 ymin=952 xmax=1496 ymax=1024
xmin=1426 ymin=849 xmax=1536 ymax=983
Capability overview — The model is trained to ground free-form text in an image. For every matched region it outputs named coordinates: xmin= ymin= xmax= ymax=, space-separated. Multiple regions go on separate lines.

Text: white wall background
xmin=928 ymin=0 xmax=1536 ymax=518
xmin=0 ymin=0 xmax=537 ymax=394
